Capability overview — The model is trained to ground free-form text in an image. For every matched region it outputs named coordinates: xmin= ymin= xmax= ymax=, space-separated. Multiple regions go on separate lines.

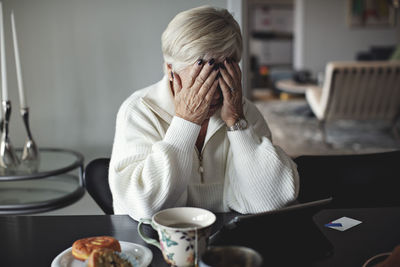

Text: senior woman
xmin=109 ymin=6 xmax=299 ymax=221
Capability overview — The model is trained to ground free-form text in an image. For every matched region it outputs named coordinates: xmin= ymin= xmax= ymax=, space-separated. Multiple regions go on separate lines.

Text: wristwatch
xmin=227 ymin=118 xmax=248 ymax=131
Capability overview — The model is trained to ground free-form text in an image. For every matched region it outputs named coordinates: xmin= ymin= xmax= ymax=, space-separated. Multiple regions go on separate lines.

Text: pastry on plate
xmin=87 ymin=248 xmax=135 ymax=267
xmin=72 ymin=236 xmax=121 ymax=261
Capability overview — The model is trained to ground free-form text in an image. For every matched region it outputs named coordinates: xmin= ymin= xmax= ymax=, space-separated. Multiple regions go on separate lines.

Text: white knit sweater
xmin=109 ymin=76 xmax=299 ymax=221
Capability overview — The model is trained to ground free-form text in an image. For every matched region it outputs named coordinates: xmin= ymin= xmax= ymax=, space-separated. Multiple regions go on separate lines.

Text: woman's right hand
xmin=172 ymin=60 xmax=219 ymax=125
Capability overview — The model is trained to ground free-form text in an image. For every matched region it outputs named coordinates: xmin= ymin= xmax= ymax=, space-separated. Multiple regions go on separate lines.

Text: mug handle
xmin=138 ymin=218 xmax=161 ymax=250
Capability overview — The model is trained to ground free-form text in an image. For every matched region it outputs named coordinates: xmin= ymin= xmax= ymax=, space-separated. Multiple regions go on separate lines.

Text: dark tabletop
xmin=1 ymin=208 xmax=399 ymax=267
xmin=313 ymin=207 xmax=400 ymax=267
xmin=0 ymin=212 xmax=237 ymax=267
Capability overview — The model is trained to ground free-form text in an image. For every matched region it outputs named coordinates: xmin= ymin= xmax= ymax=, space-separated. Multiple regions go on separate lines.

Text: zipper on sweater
xmin=195 ymin=123 xmax=219 ymax=184
xmin=195 ymin=148 xmax=204 ymax=184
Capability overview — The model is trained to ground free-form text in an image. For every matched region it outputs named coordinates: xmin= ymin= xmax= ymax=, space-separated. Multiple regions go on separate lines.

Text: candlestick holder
xmin=21 ymin=107 xmax=39 ymax=169
xmin=0 ymin=100 xmax=20 ymax=169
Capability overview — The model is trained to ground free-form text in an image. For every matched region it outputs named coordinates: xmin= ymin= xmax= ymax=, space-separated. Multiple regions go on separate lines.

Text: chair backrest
xmin=319 ymin=61 xmax=400 ymax=121
xmin=84 ymin=158 xmax=114 ymax=214
xmin=294 ymin=150 xmax=400 ymax=208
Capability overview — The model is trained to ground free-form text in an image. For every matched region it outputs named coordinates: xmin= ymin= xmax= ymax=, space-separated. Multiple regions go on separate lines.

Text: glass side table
xmin=0 ymin=148 xmax=84 ymax=214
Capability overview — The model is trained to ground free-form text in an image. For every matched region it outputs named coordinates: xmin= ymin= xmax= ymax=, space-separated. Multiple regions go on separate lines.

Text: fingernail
xmin=209 ymin=58 xmax=215 ymax=65
xmin=220 ymin=63 xmax=226 ymax=70
xmin=225 ymin=58 xmax=231 ymax=64
xmin=213 ymin=64 xmax=219 ymax=71
xmin=197 ymin=59 xmax=203 ymax=65
xmin=171 ymin=71 xmax=174 ymax=79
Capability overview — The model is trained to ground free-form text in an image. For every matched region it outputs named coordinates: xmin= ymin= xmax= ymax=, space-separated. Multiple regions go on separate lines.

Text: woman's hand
xmin=219 ymin=59 xmax=244 ymax=127
xmin=172 ymin=60 xmax=219 ymax=125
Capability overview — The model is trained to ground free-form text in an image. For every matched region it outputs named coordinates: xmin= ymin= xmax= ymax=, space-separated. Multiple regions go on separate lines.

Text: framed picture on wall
xmin=348 ymin=0 xmax=397 ymax=27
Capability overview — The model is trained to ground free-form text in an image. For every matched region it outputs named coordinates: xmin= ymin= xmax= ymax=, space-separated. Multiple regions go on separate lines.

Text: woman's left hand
xmin=219 ymin=59 xmax=244 ymax=127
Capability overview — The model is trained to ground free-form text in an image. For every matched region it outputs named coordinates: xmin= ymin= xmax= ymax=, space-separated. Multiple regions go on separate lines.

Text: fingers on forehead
xmin=189 ymin=60 xmax=204 ymax=77
xmin=224 ymin=60 xmax=236 ymax=77
xmin=220 ymin=68 xmax=234 ymax=88
xmin=198 ymin=68 xmax=219 ymax=95
xmin=232 ymin=61 xmax=241 ymax=77
xmin=197 ymin=60 xmax=216 ymax=80
xmin=218 ymin=75 xmax=231 ymax=96
xmin=205 ymin=79 xmax=219 ymax=101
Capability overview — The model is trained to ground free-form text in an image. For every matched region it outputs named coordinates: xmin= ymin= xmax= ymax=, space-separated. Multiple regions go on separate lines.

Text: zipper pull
xmin=199 ymin=166 xmax=204 ymax=183
xmin=198 ymin=155 xmax=204 ymax=183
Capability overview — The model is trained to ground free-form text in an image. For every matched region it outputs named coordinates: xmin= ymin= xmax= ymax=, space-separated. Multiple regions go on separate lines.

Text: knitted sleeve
xmin=224 ymin=101 xmax=300 ymax=214
xmin=109 ymin=100 xmax=200 ymax=221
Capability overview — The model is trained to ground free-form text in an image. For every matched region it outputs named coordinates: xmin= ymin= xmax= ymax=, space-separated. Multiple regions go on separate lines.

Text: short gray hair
xmin=161 ymin=6 xmax=242 ymax=72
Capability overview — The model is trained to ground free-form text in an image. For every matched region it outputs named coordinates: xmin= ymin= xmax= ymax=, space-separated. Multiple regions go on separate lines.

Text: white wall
xmin=227 ymin=0 xmax=250 ymax=98
xmin=1 ymin=0 xmax=226 ymax=163
xmin=294 ymin=0 xmax=400 ymax=75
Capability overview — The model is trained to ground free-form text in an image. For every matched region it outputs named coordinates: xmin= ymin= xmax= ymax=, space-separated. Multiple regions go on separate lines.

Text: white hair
xmin=161 ymin=5 xmax=242 ymax=73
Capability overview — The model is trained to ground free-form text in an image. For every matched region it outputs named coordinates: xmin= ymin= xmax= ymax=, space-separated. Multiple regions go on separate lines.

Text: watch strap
xmin=227 ymin=118 xmax=248 ymax=131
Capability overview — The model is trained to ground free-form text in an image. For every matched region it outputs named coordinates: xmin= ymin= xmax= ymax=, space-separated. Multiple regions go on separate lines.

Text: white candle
xmin=11 ymin=11 xmax=26 ymax=108
xmin=0 ymin=2 xmax=8 ymax=102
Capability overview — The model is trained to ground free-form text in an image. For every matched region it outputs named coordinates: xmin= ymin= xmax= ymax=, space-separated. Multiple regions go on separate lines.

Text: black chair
xmin=84 ymin=158 xmax=114 ymax=214
xmin=294 ymin=150 xmax=400 ymax=208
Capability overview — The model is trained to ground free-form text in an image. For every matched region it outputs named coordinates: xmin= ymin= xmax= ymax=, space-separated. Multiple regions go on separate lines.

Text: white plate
xmin=51 ymin=241 xmax=153 ymax=267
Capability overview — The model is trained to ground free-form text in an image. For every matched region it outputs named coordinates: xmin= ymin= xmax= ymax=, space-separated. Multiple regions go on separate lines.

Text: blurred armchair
xmin=306 ymin=61 xmax=400 ymax=140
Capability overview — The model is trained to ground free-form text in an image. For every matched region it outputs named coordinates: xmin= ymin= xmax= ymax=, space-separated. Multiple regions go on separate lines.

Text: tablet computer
xmin=210 ymin=198 xmax=334 ymax=266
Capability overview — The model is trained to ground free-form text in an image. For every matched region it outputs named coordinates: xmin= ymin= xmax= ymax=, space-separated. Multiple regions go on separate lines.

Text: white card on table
xmin=325 ymin=216 xmax=362 ymax=231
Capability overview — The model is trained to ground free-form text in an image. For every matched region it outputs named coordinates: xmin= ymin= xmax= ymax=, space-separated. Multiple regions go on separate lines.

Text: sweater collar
xmin=141 ymin=75 xmax=225 ymax=134
xmin=141 ymin=75 xmax=175 ymax=124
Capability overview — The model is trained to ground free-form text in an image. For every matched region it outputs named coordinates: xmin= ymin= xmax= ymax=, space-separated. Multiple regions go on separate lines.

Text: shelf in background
xmin=252 ymin=88 xmax=278 ymax=101
xmin=252 ymin=87 xmax=305 ymax=102
xmin=252 ymin=31 xmax=293 ymax=40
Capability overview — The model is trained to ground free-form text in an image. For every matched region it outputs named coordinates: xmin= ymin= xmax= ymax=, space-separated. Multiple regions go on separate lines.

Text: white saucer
xmin=51 ymin=241 xmax=153 ymax=267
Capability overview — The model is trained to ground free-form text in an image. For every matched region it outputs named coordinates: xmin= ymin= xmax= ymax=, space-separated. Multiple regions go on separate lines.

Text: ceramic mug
xmin=199 ymin=246 xmax=263 ymax=267
xmin=138 ymin=207 xmax=216 ymax=267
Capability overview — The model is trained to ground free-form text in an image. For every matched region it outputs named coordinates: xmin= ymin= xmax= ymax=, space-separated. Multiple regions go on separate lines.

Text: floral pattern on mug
xmin=161 ymin=229 xmax=178 ymax=247
xmin=186 ymin=252 xmax=195 ymax=265
xmin=176 ymin=230 xmax=196 ymax=251
xmin=138 ymin=207 xmax=216 ymax=267
xmin=159 ymin=228 xmax=201 ymax=267
xmin=164 ymin=252 xmax=176 ymax=266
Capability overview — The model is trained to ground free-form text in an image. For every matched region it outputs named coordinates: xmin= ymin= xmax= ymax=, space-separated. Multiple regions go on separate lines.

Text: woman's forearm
xmin=109 ymin=116 xmax=201 ymax=220
xmin=225 ymin=127 xmax=299 ymax=214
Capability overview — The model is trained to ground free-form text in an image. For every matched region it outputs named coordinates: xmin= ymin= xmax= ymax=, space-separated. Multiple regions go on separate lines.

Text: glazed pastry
xmin=71 ymin=236 xmax=121 ymax=261
xmin=87 ymin=248 xmax=133 ymax=267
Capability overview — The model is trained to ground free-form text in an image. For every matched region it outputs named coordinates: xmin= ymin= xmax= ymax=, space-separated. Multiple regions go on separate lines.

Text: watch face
xmin=239 ymin=119 xmax=248 ymax=128
xmin=227 ymin=118 xmax=248 ymax=131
